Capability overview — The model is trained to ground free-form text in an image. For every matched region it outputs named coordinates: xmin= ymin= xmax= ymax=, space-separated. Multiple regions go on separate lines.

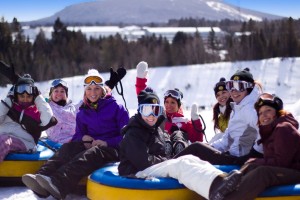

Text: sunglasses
xmin=164 ymin=90 xmax=182 ymax=101
xmin=139 ymin=104 xmax=164 ymax=117
xmin=15 ymin=84 xmax=34 ymax=95
xmin=51 ymin=79 xmax=68 ymax=88
xmin=225 ymin=80 xmax=253 ymax=92
xmin=84 ymin=76 xmax=104 ymax=86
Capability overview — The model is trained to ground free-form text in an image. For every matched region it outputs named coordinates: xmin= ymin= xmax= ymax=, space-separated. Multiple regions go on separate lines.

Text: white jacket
xmin=0 ymin=95 xmax=54 ymax=151
xmin=211 ymin=86 xmax=261 ymax=157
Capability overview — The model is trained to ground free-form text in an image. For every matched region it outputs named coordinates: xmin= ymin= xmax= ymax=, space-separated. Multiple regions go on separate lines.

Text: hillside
xmin=25 ymin=0 xmax=283 ymax=25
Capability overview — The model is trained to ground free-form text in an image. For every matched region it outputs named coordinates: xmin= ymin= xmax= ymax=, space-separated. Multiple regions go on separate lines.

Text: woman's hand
xmin=92 ymin=139 xmax=107 ymax=147
xmin=82 ymin=135 xmax=94 ymax=149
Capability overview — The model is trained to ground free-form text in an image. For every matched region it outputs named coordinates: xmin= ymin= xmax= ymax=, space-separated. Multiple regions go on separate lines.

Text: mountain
xmin=25 ymin=0 xmax=283 ymax=25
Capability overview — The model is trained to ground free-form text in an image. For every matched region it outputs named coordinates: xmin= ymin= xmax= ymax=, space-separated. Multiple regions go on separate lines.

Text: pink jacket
xmin=45 ymin=100 xmax=78 ymax=143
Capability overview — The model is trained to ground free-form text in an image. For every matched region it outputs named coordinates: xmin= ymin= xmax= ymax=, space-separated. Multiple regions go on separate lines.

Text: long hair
xmin=212 ymin=97 xmax=233 ymax=132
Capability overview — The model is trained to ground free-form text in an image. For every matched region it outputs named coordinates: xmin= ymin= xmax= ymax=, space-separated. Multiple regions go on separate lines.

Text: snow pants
xmin=136 ymin=154 xmax=224 ymax=199
xmin=37 ymin=141 xmax=119 ymax=198
xmin=174 ymin=142 xmax=263 ymax=165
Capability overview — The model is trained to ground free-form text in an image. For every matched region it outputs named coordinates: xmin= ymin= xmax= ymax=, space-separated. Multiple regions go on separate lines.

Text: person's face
xmin=141 ymin=114 xmax=158 ymax=126
xmin=17 ymin=93 xmax=33 ymax=103
xmin=51 ymin=86 xmax=67 ymax=102
xmin=229 ymin=89 xmax=248 ymax=104
xmin=85 ymin=84 xmax=103 ymax=103
xmin=216 ymin=90 xmax=230 ymax=106
xmin=164 ymin=97 xmax=179 ymax=113
xmin=258 ymin=105 xmax=277 ymax=126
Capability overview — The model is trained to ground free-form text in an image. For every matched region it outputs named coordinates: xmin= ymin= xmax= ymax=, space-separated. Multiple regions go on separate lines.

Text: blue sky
xmin=0 ymin=0 xmax=299 ymax=22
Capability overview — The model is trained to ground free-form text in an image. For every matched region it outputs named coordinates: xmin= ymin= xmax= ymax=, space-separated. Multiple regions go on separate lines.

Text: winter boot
xmin=209 ymin=169 xmax=242 ymax=200
xmin=165 ymin=140 xmax=173 ymax=158
xmin=22 ymin=174 xmax=50 ymax=198
xmin=36 ymin=174 xmax=63 ymax=200
xmin=173 ymin=142 xmax=185 ymax=155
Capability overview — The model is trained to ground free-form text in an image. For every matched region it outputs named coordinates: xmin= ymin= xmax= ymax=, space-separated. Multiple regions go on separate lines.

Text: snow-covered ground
xmin=0 ymin=57 xmax=300 ymax=199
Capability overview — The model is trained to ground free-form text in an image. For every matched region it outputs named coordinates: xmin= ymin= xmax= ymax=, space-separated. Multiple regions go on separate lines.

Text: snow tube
xmin=38 ymin=138 xmax=62 ymax=151
xmin=87 ymin=163 xmax=202 ymax=200
xmin=0 ymin=144 xmax=54 ymax=178
xmin=87 ymin=163 xmax=300 ymax=200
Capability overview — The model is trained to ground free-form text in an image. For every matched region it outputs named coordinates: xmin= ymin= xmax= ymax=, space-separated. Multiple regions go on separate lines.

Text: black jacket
xmin=118 ymin=114 xmax=167 ymax=176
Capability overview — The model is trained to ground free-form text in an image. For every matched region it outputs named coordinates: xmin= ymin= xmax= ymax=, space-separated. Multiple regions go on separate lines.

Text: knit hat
xmin=254 ymin=93 xmax=283 ymax=112
xmin=14 ymin=74 xmax=36 ymax=100
xmin=230 ymin=68 xmax=254 ymax=83
xmin=83 ymin=69 xmax=105 ymax=87
xmin=164 ymin=88 xmax=183 ymax=107
xmin=16 ymin=74 xmax=34 ymax=86
xmin=138 ymin=87 xmax=160 ymax=105
xmin=214 ymin=77 xmax=226 ymax=96
xmin=49 ymin=79 xmax=68 ymax=97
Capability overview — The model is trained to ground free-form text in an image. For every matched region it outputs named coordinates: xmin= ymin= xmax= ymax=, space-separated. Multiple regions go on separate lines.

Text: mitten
xmin=32 ymin=86 xmax=41 ymax=100
xmin=136 ymin=61 xmax=148 ymax=78
xmin=105 ymin=68 xmax=119 ymax=90
xmin=117 ymin=67 xmax=127 ymax=81
xmin=191 ymin=103 xmax=200 ymax=121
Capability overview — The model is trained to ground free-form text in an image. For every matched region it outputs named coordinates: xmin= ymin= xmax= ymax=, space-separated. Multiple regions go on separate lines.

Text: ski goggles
xmin=15 ymin=84 xmax=34 ymax=95
xmin=51 ymin=79 xmax=68 ymax=88
xmin=255 ymin=93 xmax=283 ymax=111
xmin=164 ymin=90 xmax=182 ymax=101
xmin=84 ymin=76 xmax=104 ymax=87
xmin=225 ymin=80 xmax=253 ymax=92
xmin=138 ymin=104 xmax=164 ymax=117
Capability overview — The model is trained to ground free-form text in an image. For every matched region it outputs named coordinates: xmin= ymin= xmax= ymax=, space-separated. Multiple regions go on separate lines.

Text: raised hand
xmin=136 ymin=61 xmax=148 ymax=78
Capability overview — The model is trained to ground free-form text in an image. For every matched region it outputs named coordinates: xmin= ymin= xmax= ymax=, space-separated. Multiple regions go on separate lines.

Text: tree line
xmin=0 ymin=17 xmax=299 ymax=85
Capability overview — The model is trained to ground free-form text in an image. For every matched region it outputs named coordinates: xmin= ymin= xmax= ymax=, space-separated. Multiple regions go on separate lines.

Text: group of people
xmin=0 ymin=60 xmax=299 ymax=200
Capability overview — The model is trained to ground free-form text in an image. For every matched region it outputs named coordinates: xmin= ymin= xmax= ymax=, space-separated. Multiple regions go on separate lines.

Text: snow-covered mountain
xmin=25 ymin=0 xmax=283 ymax=25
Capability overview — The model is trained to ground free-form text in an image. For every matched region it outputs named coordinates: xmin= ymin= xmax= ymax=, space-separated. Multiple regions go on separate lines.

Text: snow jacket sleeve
xmin=105 ymin=104 xmax=129 ymax=148
xmin=135 ymin=77 xmax=147 ymax=95
xmin=254 ymin=122 xmax=300 ymax=168
xmin=0 ymin=97 xmax=11 ymax=124
xmin=34 ymin=94 xmax=57 ymax=129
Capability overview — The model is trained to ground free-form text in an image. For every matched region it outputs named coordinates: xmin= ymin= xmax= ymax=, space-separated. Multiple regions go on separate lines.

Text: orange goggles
xmin=84 ymin=76 xmax=104 ymax=86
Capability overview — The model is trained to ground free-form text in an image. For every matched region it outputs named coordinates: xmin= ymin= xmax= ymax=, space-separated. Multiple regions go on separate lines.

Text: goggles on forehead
xmin=15 ymin=84 xmax=34 ymax=95
xmin=255 ymin=93 xmax=283 ymax=110
xmin=51 ymin=79 xmax=68 ymax=88
xmin=139 ymin=104 xmax=164 ymax=117
xmin=84 ymin=76 xmax=104 ymax=87
xmin=225 ymin=80 xmax=253 ymax=92
xmin=164 ymin=90 xmax=182 ymax=101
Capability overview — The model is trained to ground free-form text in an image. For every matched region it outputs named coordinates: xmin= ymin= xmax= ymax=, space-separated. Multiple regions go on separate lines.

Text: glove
xmin=105 ymin=68 xmax=119 ymax=90
xmin=117 ymin=67 xmax=126 ymax=81
xmin=191 ymin=103 xmax=199 ymax=121
xmin=136 ymin=61 xmax=148 ymax=78
xmin=32 ymin=86 xmax=41 ymax=99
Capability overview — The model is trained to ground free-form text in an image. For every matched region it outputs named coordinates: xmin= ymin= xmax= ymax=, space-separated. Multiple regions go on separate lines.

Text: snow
xmin=0 ymin=57 xmax=300 ymax=199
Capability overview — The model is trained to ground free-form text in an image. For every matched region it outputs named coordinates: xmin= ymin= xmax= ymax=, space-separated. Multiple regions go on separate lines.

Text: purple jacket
xmin=72 ymin=95 xmax=129 ymax=148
